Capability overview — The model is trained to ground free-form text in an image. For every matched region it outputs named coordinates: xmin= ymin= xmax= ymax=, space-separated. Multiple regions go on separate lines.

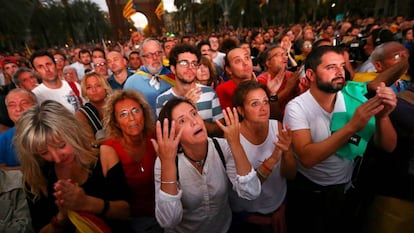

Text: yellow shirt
xmin=353 ymin=72 xmax=411 ymax=82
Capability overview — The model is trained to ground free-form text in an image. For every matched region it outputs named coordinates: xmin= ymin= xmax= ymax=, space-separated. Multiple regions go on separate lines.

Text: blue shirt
xmin=107 ymin=70 xmax=135 ymax=90
xmin=0 ymin=127 xmax=19 ymax=166
xmin=124 ymin=66 xmax=172 ymax=117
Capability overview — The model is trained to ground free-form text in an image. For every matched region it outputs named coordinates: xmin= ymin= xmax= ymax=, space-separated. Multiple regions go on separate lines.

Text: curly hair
xmin=103 ymin=89 xmax=154 ymax=139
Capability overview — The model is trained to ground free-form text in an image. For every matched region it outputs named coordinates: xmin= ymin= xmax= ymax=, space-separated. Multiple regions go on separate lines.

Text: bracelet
xmin=262 ymin=162 xmax=273 ymax=173
xmin=256 ymin=168 xmax=268 ymax=180
xmin=99 ymin=199 xmax=110 ymax=217
xmin=161 ymin=180 xmax=178 ymax=184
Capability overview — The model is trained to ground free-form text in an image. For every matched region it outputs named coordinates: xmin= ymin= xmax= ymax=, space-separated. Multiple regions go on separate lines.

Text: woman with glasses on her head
xmin=152 ymin=98 xmax=261 ymax=233
xmin=75 ymin=72 xmax=112 ymax=140
xmin=14 ymin=100 xmax=133 ymax=233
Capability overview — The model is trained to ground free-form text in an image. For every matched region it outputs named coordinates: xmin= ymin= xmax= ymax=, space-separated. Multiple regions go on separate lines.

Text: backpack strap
xmin=212 ymin=137 xmax=226 ymax=169
xmin=79 ymin=103 xmax=102 ymax=134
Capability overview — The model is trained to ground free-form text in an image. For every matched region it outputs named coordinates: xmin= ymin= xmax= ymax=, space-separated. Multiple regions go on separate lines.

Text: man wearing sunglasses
xmin=93 ymin=57 xmax=110 ymax=79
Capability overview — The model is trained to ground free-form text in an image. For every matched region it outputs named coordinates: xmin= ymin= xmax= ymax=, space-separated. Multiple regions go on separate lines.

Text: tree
xmin=0 ymin=0 xmax=110 ymax=52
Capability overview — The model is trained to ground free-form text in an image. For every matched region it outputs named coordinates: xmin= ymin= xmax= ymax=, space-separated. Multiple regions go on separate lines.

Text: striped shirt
xmin=156 ymin=83 xmax=223 ymax=122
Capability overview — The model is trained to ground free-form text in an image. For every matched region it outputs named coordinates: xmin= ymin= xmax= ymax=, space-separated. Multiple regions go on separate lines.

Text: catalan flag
xmin=155 ymin=1 xmax=164 ymax=20
xmin=123 ymin=0 xmax=137 ymax=20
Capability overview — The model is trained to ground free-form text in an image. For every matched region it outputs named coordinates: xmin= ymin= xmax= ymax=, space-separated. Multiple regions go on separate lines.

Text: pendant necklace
xmin=184 ymin=154 xmax=206 ymax=168
xmin=139 ymin=163 xmax=144 ymax=173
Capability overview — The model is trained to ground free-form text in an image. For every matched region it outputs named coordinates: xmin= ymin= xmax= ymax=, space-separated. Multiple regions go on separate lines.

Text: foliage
xmin=0 ymin=0 xmax=111 ymax=52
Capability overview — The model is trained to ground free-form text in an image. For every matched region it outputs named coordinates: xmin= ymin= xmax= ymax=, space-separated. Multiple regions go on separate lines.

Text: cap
xmin=0 ymin=57 xmax=18 ymax=68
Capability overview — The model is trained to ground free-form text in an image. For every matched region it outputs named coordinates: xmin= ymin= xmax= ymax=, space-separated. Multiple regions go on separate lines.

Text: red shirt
xmin=216 ymin=80 xmax=238 ymax=109
xmin=102 ymin=136 xmax=156 ymax=217
xmin=257 ymin=71 xmax=296 ymax=114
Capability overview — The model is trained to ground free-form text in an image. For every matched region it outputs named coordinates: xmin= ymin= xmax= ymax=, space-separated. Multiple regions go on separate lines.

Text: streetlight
xmin=130 ymin=12 xmax=149 ymax=32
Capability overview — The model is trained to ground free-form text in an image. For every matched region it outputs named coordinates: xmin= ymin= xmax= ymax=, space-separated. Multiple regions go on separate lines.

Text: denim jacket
xmin=0 ymin=170 xmax=33 ymax=233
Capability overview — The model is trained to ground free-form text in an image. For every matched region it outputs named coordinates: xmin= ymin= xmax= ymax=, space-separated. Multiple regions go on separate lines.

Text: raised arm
xmin=372 ymin=83 xmax=397 ymax=152
xmin=367 ymin=58 xmax=409 ymax=93
xmin=151 ymin=119 xmax=184 ymax=228
xmin=216 ymin=107 xmax=252 ymax=176
xmin=151 ymin=119 xmax=182 ymax=195
xmin=288 ymin=96 xmax=386 ymax=168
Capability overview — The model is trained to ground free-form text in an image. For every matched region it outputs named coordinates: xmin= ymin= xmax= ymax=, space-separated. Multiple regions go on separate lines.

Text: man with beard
xmin=124 ymin=38 xmax=175 ymax=117
xmin=283 ymin=46 xmax=397 ymax=233
xmin=156 ymin=44 xmax=223 ymax=137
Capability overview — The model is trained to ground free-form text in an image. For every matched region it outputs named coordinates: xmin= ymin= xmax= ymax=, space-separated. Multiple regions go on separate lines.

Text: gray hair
xmin=139 ymin=38 xmax=163 ymax=58
xmin=370 ymin=43 xmax=386 ymax=64
xmin=12 ymin=68 xmax=38 ymax=86
xmin=5 ymin=88 xmax=37 ymax=105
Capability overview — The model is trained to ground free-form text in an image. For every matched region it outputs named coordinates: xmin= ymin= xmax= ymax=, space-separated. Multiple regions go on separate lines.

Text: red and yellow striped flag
xmin=155 ymin=1 xmax=164 ymax=20
xmin=123 ymin=0 xmax=137 ymax=20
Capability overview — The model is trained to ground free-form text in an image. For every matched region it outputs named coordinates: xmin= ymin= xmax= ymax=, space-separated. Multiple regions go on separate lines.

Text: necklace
xmin=184 ymin=154 xmax=206 ymax=167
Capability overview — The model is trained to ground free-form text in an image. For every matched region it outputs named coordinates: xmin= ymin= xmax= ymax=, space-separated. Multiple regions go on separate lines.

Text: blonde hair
xmin=103 ymin=90 xmax=154 ymax=139
xmin=80 ymin=71 xmax=113 ymax=100
xmin=14 ymin=100 xmax=98 ymax=199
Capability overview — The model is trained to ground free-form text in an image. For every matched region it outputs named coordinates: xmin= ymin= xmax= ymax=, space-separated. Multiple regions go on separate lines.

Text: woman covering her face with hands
xmin=151 ymin=98 xmax=261 ymax=233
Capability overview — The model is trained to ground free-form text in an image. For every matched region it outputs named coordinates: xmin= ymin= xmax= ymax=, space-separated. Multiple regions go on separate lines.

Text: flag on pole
xmin=123 ymin=0 xmax=137 ymax=20
xmin=155 ymin=1 xmax=164 ymax=20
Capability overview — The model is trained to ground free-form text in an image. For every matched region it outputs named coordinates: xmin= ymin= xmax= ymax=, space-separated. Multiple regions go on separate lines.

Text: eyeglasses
xmin=54 ymin=58 xmax=64 ymax=62
xmin=94 ymin=62 xmax=106 ymax=67
xmin=303 ymin=44 xmax=313 ymax=48
xmin=119 ymin=107 xmax=141 ymax=119
xmin=177 ymin=60 xmax=199 ymax=68
xmin=141 ymin=51 xmax=163 ymax=59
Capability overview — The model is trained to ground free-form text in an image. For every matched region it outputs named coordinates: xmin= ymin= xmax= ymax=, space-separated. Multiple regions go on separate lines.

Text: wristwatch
xmin=269 ymin=94 xmax=278 ymax=102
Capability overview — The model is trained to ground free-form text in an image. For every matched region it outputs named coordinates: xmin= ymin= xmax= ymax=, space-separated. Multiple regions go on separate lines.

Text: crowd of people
xmin=0 ymin=15 xmax=413 ymax=233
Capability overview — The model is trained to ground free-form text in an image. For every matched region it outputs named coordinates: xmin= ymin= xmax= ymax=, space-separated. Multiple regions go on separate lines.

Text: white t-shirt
xmin=283 ymin=90 xmax=353 ymax=186
xmin=32 ymin=80 xmax=83 ymax=113
xmin=230 ymin=120 xmax=286 ymax=214
xmin=213 ymin=52 xmax=226 ymax=70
